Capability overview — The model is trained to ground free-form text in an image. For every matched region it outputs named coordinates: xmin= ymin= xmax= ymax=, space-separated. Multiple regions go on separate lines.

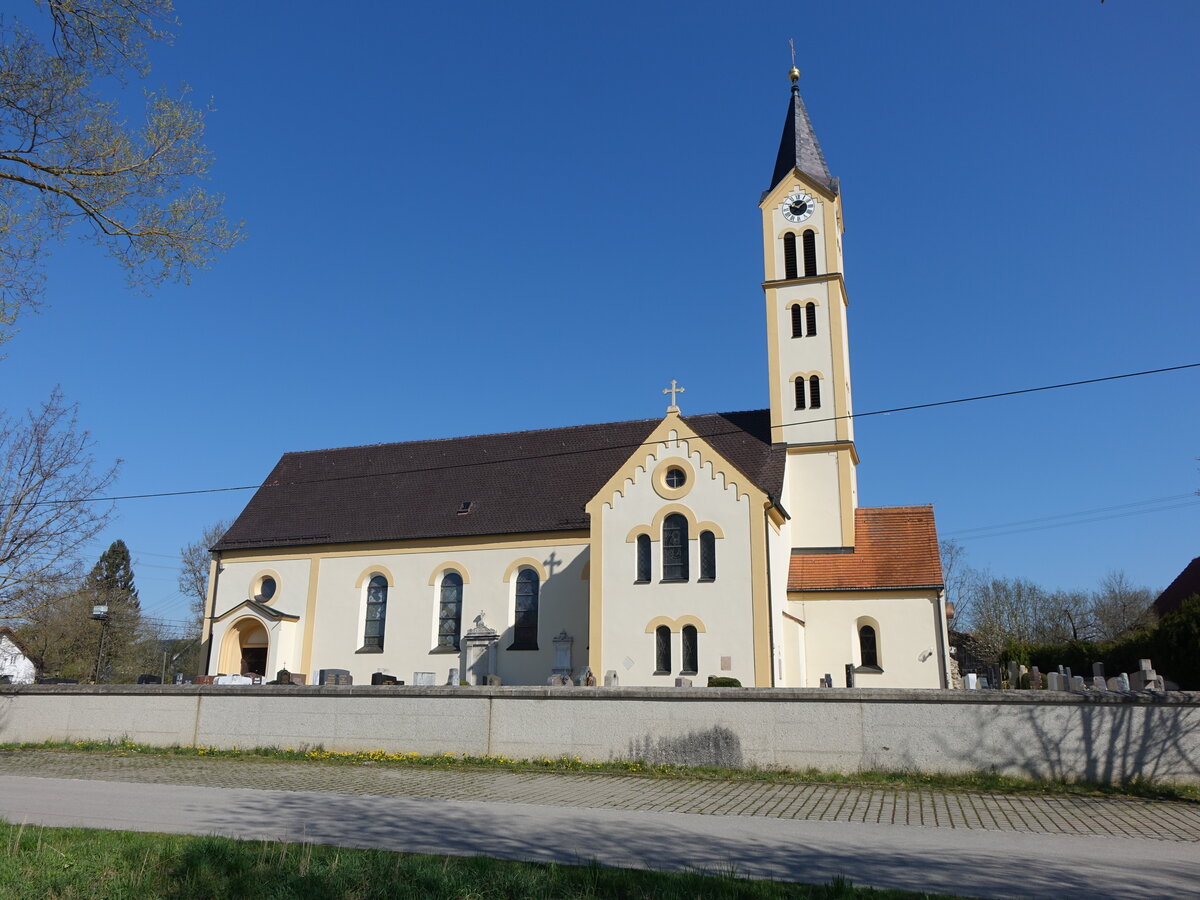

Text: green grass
xmin=4 ymin=738 xmax=1197 ymax=803
xmin=0 ymin=822 xmax=957 ymax=899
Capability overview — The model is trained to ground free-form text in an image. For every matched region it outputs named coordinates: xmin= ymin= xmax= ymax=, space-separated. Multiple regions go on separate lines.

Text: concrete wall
xmin=3 ymin=686 xmax=1199 ymax=785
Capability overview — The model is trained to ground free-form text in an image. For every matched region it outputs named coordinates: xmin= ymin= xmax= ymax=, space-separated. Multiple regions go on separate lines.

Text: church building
xmin=202 ymin=70 xmax=950 ymax=689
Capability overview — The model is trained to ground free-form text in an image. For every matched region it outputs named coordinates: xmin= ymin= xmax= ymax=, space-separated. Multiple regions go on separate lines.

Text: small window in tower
xmin=809 ymin=375 xmax=822 ymax=410
xmin=791 ymin=304 xmax=804 ymax=338
xmin=783 ymin=232 xmax=798 ymax=280
xmin=802 ymin=229 xmax=817 ymax=277
xmin=805 ymin=302 xmax=817 ymax=337
xmin=794 ymin=377 xmax=806 ymax=410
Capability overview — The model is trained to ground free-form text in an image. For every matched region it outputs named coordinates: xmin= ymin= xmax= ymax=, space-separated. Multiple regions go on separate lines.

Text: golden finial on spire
xmin=788 ymin=38 xmax=800 ymax=83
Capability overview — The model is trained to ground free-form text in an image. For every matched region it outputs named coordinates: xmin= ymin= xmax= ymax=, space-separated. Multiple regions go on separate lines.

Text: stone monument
xmin=552 ymin=629 xmax=573 ymax=682
xmin=462 ymin=611 xmax=499 ymax=686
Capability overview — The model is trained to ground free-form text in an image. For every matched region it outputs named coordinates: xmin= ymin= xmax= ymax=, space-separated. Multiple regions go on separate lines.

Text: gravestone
xmin=823 ymin=673 xmax=833 ymax=688
xmin=371 ymin=672 xmax=399 ymax=686
xmin=1117 ymin=672 xmax=1130 ymax=691
xmin=462 ymin=611 xmax=499 ymax=685
xmin=604 ymin=670 xmax=619 ymax=687
xmin=1007 ymin=661 xmax=1020 ymax=689
xmin=1047 ymin=672 xmax=1063 ymax=691
xmin=845 ymin=664 xmax=855 ymax=688
xmin=1071 ymin=675 xmax=1087 ymax=691
xmin=1093 ymin=661 xmax=1106 ymax=679
xmin=412 ymin=671 xmax=436 ymax=686
xmin=136 ymin=674 xmax=162 ymax=684
xmin=1030 ymin=667 xmax=1042 ymax=689
xmin=577 ymin=665 xmax=595 ymax=686
xmin=1093 ymin=676 xmax=1107 ymax=691
xmin=486 ymin=674 xmax=502 ymax=686
xmin=1064 ymin=667 xmax=1073 ymax=682
xmin=552 ymin=630 xmax=574 ymax=681
xmin=319 ymin=668 xmax=351 ymax=686
xmin=965 ymin=673 xmax=978 ymax=690
xmin=1139 ymin=658 xmax=1153 ymax=673
xmin=1107 ymin=676 xmax=1121 ymax=690
xmin=446 ymin=667 xmax=460 ymax=685
xmin=675 ymin=677 xmax=692 ymax=687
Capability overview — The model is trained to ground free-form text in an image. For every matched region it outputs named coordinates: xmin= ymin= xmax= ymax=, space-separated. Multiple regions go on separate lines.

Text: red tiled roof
xmin=787 ymin=506 xmax=943 ymax=592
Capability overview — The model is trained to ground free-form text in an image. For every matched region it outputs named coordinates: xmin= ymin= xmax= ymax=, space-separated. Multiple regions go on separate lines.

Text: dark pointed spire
xmin=769 ymin=72 xmax=836 ymax=195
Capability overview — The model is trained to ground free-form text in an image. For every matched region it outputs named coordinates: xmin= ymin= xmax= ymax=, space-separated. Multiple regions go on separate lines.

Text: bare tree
xmin=0 ymin=389 xmax=119 ymax=615
xmin=938 ymin=538 xmax=976 ymax=624
xmin=178 ymin=518 xmax=229 ymax=632
xmin=0 ymin=0 xmax=242 ymax=344
xmin=1092 ymin=570 xmax=1155 ymax=640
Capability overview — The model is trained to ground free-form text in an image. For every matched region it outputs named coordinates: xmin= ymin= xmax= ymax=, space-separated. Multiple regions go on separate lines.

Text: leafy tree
xmin=0 ymin=388 xmax=119 ymax=616
xmin=0 ymin=0 xmax=242 ymax=344
xmin=178 ymin=518 xmax=229 ymax=633
xmin=82 ymin=538 xmax=143 ymax=680
xmin=86 ymin=538 xmax=139 ymax=610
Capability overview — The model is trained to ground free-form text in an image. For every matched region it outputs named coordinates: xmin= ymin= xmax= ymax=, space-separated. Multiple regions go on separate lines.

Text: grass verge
xmin=2 ymin=738 xmax=1196 ymax=803
xmin=0 ymin=822 xmax=959 ymax=899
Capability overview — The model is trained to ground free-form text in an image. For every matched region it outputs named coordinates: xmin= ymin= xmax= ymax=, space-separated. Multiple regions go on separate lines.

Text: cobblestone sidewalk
xmin=1 ymin=750 xmax=1197 ymax=843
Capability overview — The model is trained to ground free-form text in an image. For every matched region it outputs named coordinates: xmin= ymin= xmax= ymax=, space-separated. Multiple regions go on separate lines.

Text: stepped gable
xmin=216 ymin=410 xmax=784 ymax=551
xmin=788 ymin=506 xmax=943 ymax=591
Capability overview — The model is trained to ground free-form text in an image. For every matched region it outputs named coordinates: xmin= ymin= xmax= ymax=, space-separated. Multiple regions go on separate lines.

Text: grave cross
xmin=662 ymin=379 xmax=686 ymax=413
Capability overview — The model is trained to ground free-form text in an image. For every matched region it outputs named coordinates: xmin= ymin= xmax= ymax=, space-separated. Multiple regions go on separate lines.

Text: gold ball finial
xmin=788 ymin=65 xmax=800 ymax=84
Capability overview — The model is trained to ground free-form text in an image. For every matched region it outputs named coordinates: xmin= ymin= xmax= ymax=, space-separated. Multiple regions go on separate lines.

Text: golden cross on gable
xmin=662 ymin=379 xmax=685 ymax=413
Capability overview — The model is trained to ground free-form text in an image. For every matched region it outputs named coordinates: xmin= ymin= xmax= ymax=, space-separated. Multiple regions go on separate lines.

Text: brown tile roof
xmin=1153 ymin=557 xmax=1200 ymax=618
xmin=216 ymin=410 xmax=785 ymax=552
xmin=787 ymin=506 xmax=943 ymax=592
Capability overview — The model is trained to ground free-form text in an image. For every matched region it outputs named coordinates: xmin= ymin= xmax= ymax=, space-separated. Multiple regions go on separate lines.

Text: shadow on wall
xmin=934 ymin=697 xmax=1200 ymax=785
xmin=625 ymin=725 xmax=743 ymax=768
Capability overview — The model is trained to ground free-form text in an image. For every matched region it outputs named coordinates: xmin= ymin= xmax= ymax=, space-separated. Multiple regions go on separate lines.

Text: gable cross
xmin=662 ymin=379 xmax=685 ymax=414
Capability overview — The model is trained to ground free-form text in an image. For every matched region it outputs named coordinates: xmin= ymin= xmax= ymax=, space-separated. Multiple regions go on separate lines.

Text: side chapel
xmin=202 ymin=70 xmax=950 ymax=689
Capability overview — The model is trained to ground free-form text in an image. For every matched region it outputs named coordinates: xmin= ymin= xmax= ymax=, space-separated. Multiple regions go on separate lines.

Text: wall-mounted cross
xmin=662 ymin=379 xmax=685 ymax=413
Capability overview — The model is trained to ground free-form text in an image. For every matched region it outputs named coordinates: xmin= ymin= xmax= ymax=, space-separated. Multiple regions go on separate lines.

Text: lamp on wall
xmin=918 ymin=648 xmax=933 ymax=662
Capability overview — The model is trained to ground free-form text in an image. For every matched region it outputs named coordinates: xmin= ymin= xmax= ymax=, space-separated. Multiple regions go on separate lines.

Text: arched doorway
xmin=218 ymin=618 xmax=269 ymax=677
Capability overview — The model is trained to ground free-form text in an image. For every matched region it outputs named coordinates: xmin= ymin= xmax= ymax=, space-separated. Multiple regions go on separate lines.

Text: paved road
xmin=0 ymin=752 xmax=1198 ymax=898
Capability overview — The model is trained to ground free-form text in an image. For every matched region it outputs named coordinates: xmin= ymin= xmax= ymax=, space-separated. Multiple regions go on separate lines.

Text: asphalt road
xmin=1 ymin=774 xmax=1197 ymax=899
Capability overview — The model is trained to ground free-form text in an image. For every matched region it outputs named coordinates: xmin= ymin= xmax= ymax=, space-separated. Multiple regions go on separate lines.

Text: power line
xmin=946 ymin=493 xmax=1199 ymax=537
xmin=7 ymin=361 xmax=1199 ymax=509
xmin=949 ymin=499 xmax=1199 ymax=541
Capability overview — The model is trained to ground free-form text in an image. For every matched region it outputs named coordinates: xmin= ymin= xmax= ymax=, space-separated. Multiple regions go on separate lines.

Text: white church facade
xmin=202 ymin=71 xmax=950 ymax=690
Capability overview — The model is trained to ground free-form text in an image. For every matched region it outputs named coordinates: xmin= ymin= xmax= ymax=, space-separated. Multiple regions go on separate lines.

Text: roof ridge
xmin=280 ymin=409 xmax=771 ymax=457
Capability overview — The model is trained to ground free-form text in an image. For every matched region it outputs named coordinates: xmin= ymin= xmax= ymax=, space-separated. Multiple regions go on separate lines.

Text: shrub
xmin=706 ymin=676 xmax=742 ymax=688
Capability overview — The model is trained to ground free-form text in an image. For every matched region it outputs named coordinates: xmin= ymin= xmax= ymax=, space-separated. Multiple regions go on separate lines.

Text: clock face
xmin=782 ymin=191 xmax=814 ymax=223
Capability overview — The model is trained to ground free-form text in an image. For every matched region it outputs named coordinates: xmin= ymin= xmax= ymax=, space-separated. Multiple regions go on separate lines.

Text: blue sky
xmin=4 ymin=0 xmax=1198 ymax=627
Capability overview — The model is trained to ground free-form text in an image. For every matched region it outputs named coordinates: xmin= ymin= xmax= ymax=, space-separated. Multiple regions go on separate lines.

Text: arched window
xmin=790 ymin=304 xmax=804 ymax=338
xmin=809 ymin=375 xmax=822 ymax=410
xmin=635 ymin=534 xmax=651 ymax=583
xmin=513 ymin=569 xmax=539 ymax=649
xmin=802 ymin=229 xmax=817 ymax=277
xmin=859 ymin=625 xmax=879 ymax=669
xmin=662 ymin=513 xmax=689 ymax=582
xmin=794 ymin=377 xmax=806 ymax=410
xmin=699 ymin=531 xmax=716 ymax=581
xmin=655 ymin=625 xmax=672 ymax=674
xmin=438 ymin=572 xmax=463 ymax=650
xmin=363 ymin=575 xmax=388 ymax=650
xmin=681 ymin=625 xmax=698 ymax=675
xmin=805 ymin=301 xmax=817 ymax=337
xmin=783 ymin=232 xmax=798 ymax=279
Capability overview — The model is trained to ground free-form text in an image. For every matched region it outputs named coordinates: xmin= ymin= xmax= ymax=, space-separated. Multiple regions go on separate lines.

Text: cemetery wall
xmin=1 ymin=685 xmax=1198 ymax=785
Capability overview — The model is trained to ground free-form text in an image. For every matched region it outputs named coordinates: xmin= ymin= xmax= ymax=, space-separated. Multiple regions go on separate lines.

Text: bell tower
xmin=761 ymin=67 xmax=858 ymax=547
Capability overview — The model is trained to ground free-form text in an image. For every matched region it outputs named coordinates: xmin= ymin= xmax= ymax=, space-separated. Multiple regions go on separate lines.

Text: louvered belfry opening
xmin=783 ymin=231 xmax=798 ymax=279
xmin=795 ymin=377 xmax=806 ymax=410
xmin=809 ymin=375 xmax=822 ymax=409
xmin=802 ymin=229 xmax=816 ymax=276
xmin=791 ymin=303 xmax=804 ymax=337
xmin=806 ymin=302 xmax=817 ymax=337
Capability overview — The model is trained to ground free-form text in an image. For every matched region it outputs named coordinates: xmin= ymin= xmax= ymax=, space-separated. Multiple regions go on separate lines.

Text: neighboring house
xmin=201 ymin=71 xmax=950 ymax=689
xmin=0 ymin=627 xmax=36 ymax=685
xmin=1153 ymin=557 xmax=1200 ymax=618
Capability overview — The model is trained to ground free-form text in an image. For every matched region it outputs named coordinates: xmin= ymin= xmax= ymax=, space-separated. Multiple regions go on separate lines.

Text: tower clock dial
xmin=782 ymin=190 xmax=815 ymax=223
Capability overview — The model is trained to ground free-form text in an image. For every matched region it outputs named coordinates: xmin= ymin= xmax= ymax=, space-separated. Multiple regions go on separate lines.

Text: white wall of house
xmin=0 ymin=634 xmax=35 ymax=685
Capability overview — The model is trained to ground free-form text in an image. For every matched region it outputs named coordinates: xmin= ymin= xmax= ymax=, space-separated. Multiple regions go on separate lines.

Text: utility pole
xmin=91 ymin=603 xmax=110 ymax=683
